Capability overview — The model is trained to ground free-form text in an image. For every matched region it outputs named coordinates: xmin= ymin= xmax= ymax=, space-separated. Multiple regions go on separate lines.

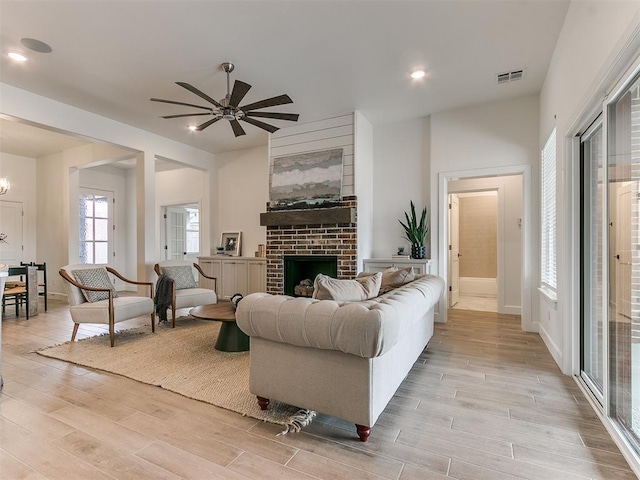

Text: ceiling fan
xmin=151 ymin=62 xmax=299 ymax=137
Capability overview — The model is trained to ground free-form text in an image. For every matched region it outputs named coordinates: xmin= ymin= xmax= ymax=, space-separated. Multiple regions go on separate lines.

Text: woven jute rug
xmin=37 ymin=317 xmax=314 ymax=433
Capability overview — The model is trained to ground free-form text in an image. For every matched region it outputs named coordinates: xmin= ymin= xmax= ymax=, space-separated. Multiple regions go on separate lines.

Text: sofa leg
xmin=257 ymin=396 xmax=270 ymax=410
xmin=356 ymin=424 xmax=371 ymax=442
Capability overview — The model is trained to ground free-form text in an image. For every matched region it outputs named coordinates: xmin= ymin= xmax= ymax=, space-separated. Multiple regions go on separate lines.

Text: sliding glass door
xmin=608 ymin=72 xmax=640 ymax=446
xmin=580 ymin=116 xmax=604 ymax=402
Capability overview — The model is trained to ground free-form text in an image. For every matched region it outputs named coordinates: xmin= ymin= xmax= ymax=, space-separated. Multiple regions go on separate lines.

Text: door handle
xmin=616 ymin=254 xmax=620 ymax=260
xmin=457 ymin=253 xmax=462 ymax=258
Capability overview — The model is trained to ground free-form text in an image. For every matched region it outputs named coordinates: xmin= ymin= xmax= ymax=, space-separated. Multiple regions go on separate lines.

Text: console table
xmin=362 ymin=258 xmax=432 ymax=275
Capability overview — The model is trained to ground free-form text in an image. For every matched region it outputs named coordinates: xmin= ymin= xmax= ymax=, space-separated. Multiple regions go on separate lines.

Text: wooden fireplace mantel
xmin=260 ymin=207 xmax=355 ymax=227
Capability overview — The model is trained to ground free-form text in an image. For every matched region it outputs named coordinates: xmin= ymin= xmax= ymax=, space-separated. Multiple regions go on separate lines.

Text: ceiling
xmin=0 ymin=0 xmax=570 ymax=156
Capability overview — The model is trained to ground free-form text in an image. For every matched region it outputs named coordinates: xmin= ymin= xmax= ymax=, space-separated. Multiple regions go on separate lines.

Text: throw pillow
xmin=357 ymin=267 xmax=415 ymax=294
xmin=312 ymin=272 xmax=382 ymax=301
xmin=72 ymin=267 xmax=119 ymax=303
xmin=161 ymin=265 xmax=197 ymax=290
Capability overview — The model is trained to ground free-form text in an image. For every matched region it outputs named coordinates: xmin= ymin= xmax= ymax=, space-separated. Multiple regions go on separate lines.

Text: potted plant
xmin=399 ymin=201 xmax=429 ymax=259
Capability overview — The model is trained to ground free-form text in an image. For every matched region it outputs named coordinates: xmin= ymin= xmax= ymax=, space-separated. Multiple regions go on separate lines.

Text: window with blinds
xmin=541 ymin=128 xmax=557 ymax=290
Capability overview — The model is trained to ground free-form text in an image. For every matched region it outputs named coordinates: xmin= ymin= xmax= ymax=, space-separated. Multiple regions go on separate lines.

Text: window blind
xmin=541 ymin=128 xmax=557 ymax=290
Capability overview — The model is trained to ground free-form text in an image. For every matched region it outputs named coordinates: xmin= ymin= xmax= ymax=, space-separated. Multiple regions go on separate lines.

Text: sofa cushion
xmin=161 ymin=265 xmax=197 ymax=290
xmin=312 ymin=273 xmax=382 ymax=301
xmin=358 ymin=267 xmax=415 ymax=294
xmin=72 ymin=267 xmax=118 ymax=303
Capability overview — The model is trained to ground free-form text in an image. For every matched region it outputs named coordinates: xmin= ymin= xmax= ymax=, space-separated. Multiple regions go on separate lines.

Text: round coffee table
xmin=189 ymin=302 xmax=249 ymax=352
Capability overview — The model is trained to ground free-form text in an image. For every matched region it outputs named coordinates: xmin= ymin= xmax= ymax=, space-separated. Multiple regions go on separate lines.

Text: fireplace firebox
xmin=283 ymin=255 xmax=338 ymax=297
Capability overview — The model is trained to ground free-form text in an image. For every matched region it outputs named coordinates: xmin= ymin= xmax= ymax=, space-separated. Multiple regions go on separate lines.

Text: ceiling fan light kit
xmin=151 ymin=62 xmax=299 ymax=137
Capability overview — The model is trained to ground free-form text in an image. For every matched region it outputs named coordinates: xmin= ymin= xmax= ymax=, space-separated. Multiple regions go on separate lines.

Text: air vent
xmin=496 ymin=69 xmax=524 ymax=84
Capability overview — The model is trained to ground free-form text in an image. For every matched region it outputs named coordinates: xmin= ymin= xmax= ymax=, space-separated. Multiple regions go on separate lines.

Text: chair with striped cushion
xmin=59 ymin=264 xmax=155 ymax=347
xmin=154 ymin=260 xmax=217 ymax=327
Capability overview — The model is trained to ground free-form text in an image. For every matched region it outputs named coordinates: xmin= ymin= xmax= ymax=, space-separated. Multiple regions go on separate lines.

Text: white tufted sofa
xmin=236 ymin=274 xmax=444 ymax=441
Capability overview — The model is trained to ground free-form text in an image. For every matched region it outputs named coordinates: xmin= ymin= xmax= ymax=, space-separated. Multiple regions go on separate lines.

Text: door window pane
xmin=608 ymin=73 xmax=640 ymax=442
xmin=581 ymin=118 xmax=604 ymax=398
xmin=79 ymin=191 xmax=112 ymax=265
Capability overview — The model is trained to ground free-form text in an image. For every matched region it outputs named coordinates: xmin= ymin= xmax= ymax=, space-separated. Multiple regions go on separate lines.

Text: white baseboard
xmin=48 ymin=292 xmax=67 ymax=301
xmin=538 ymin=323 xmax=563 ymax=369
xmin=501 ymin=304 xmax=522 ymax=316
xmin=460 ymin=277 xmax=497 ymax=297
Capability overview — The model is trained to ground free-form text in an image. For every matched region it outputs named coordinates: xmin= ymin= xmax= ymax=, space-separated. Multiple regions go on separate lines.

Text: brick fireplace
xmin=262 ymin=196 xmax=358 ymax=294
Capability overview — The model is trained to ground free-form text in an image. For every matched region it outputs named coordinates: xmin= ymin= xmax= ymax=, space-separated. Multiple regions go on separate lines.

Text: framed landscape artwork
xmin=220 ymin=232 xmax=241 ymax=256
xmin=270 ymin=148 xmax=343 ymax=210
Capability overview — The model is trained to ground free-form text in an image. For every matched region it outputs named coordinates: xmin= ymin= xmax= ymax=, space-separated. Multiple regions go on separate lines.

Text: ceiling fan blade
xmin=228 ymin=80 xmax=252 ymax=108
xmin=195 ymin=117 xmax=222 ymax=131
xmin=176 ymin=82 xmax=224 ymax=109
xmin=229 ymin=119 xmax=246 ymax=137
xmin=240 ymin=116 xmax=279 ymax=133
xmin=240 ymin=94 xmax=293 ymax=112
xmin=245 ymin=111 xmax=299 ymax=122
xmin=150 ymin=98 xmax=213 ymax=111
xmin=161 ymin=112 xmax=213 ymax=119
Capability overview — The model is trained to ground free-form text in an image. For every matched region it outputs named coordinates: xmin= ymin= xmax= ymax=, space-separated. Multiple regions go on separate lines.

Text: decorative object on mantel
xmin=216 ymin=246 xmax=225 ymax=255
xmin=270 ymin=148 xmax=343 ymax=210
xmin=0 ymin=177 xmax=10 ymax=195
xmin=221 ymin=231 xmax=241 ymax=256
xmin=399 ymin=201 xmax=429 ymax=259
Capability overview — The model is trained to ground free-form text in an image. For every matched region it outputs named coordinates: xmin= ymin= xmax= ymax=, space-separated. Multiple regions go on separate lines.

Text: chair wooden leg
xmin=150 ymin=313 xmax=155 ymax=332
xmin=71 ymin=323 xmax=79 ymax=341
xmin=171 ymin=305 xmax=176 ymax=328
xmin=109 ymin=323 xmax=115 ymax=347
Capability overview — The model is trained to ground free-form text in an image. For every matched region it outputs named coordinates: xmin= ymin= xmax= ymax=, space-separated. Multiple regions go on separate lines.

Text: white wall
xmin=0 ymin=153 xmax=37 ymax=262
xmin=35 ymin=153 xmax=66 ymax=295
xmin=155 ymin=166 xmax=208 ymax=258
xmin=215 ymin=145 xmax=268 ymax=257
xmin=538 ymin=0 xmax=640 ymax=376
xmin=372 ymin=117 xmax=430 ymax=258
xmin=431 ymin=94 xmax=539 ymax=325
xmin=354 ymin=111 xmax=374 ymax=271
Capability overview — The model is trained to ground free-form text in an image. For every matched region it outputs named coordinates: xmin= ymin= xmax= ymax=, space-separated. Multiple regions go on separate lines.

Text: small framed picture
xmin=220 ymin=232 xmax=241 ymax=256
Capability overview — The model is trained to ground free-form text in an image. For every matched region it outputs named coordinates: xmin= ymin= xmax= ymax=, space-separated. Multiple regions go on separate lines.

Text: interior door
xmin=0 ymin=201 xmax=24 ymax=265
xmin=165 ymin=207 xmax=186 ymax=260
xmin=616 ymin=182 xmax=634 ymax=319
xmin=448 ymin=194 xmax=460 ymax=307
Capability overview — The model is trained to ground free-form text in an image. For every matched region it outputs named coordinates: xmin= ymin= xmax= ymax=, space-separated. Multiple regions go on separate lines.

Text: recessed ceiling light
xmin=8 ymin=52 xmax=28 ymax=62
xmin=188 ymin=125 xmax=198 ymax=131
xmin=411 ymin=70 xmax=426 ymax=79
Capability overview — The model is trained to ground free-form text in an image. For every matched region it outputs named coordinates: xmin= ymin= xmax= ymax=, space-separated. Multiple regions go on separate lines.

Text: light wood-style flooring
xmin=1 ymin=299 xmax=636 ymax=479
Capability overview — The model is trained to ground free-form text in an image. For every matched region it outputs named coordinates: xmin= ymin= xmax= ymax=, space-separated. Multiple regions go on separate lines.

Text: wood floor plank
xmin=3 ymin=434 xmax=115 ymax=480
xmin=227 ymin=451 xmax=319 ymax=479
xmin=119 ymin=411 xmax=244 ymax=467
xmin=0 ymin=397 xmax=76 ymax=441
xmin=135 ymin=440 xmax=253 ymax=480
xmin=0 ymin=447 xmax=49 ymax=480
xmin=49 ymin=404 xmax=155 ymax=453
xmin=52 ymin=431 xmax=181 ymax=480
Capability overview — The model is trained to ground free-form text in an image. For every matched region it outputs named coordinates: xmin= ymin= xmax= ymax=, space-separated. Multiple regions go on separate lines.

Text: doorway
xmin=161 ymin=203 xmax=200 ymax=261
xmin=438 ymin=167 xmax=530 ymax=329
xmin=448 ymin=191 xmax=499 ymax=313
